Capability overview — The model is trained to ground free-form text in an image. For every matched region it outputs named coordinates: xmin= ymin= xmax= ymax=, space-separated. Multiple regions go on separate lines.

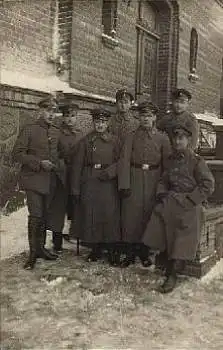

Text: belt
xmin=85 ymin=163 xmax=110 ymax=169
xmin=131 ymin=163 xmax=160 ymax=170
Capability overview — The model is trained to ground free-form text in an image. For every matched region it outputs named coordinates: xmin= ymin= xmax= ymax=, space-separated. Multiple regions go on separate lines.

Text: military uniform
xmin=70 ymin=109 xmax=121 ymax=261
xmin=142 ymin=119 xmax=214 ymax=293
xmin=118 ymin=101 xmax=171 ymax=266
xmin=157 ymin=89 xmax=199 ymax=150
xmin=110 ymin=89 xmax=138 ymax=143
xmin=13 ymin=97 xmax=66 ymax=269
xmin=47 ymin=101 xmax=83 ymax=251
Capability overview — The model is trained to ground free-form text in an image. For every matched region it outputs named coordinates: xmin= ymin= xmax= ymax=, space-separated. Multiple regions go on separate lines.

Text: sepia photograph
xmin=0 ymin=0 xmax=223 ymax=349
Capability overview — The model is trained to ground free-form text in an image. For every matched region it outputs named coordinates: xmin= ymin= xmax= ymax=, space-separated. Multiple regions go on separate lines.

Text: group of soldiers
xmin=13 ymin=87 xmax=215 ymax=293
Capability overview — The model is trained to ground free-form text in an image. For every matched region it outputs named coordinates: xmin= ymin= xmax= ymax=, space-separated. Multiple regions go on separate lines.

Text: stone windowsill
xmin=101 ymin=33 xmax=119 ymax=49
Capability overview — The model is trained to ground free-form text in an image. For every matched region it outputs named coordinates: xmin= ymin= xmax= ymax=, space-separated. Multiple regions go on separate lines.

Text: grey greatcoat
xmin=142 ymin=150 xmax=215 ymax=260
xmin=70 ymin=131 xmax=120 ymax=244
xmin=118 ymin=126 xmax=171 ymax=243
xmin=46 ymin=125 xmax=82 ymax=232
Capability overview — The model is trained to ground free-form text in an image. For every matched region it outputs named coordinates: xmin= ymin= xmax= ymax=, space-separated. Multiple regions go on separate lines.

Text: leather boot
xmin=52 ymin=232 xmax=63 ymax=253
xmin=155 ymin=251 xmax=168 ymax=272
xmin=137 ymin=243 xmax=152 ymax=267
xmin=120 ymin=244 xmax=135 ymax=268
xmin=158 ymin=259 xmax=177 ymax=293
xmin=37 ymin=221 xmax=58 ymax=260
xmin=24 ymin=216 xmax=38 ymax=270
xmin=86 ymin=244 xmax=102 ymax=262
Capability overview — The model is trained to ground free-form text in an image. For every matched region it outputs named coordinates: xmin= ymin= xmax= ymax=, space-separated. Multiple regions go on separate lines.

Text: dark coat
xmin=46 ymin=125 xmax=83 ymax=232
xmin=110 ymin=111 xmax=139 ymax=145
xmin=70 ymin=131 xmax=120 ymax=244
xmin=157 ymin=111 xmax=199 ymax=150
xmin=142 ymin=150 xmax=215 ymax=260
xmin=118 ymin=126 xmax=171 ymax=243
xmin=13 ymin=118 xmax=66 ymax=195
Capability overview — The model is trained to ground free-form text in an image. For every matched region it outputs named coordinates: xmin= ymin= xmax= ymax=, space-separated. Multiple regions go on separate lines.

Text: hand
xmin=41 ymin=160 xmax=55 ymax=171
xmin=156 ymin=193 xmax=167 ymax=203
xmin=119 ymin=189 xmax=132 ymax=198
xmin=98 ymin=170 xmax=109 ymax=181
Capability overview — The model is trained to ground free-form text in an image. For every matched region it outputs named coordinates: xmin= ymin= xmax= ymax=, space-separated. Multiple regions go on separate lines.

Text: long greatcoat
xmin=142 ymin=150 xmax=215 ymax=260
xmin=71 ymin=131 xmax=120 ymax=244
xmin=46 ymin=124 xmax=83 ymax=232
xmin=118 ymin=126 xmax=171 ymax=243
xmin=157 ymin=111 xmax=199 ymax=150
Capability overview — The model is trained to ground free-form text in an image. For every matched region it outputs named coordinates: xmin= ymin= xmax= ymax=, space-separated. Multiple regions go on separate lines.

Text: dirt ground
xmin=1 ymin=208 xmax=223 ymax=350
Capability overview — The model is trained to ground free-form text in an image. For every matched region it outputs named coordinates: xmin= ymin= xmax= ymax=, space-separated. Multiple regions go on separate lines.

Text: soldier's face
xmin=173 ymin=133 xmax=190 ymax=151
xmin=116 ymin=97 xmax=132 ymax=113
xmin=173 ymin=99 xmax=189 ymax=114
xmin=94 ymin=119 xmax=109 ymax=133
xmin=139 ymin=110 xmax=156 ymax=128
xmin=64 ymin=109 xmax=78 ymax=127
xmin=42 ymin=107 xmax=57 ymax=125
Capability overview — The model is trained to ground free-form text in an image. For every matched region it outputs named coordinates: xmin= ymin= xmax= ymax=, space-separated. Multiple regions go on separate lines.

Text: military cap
xmin=59 ymin=98 xmax=79 ymax=114
xmin=137 ymin=101 xmax=159 ymax=114
xmin=171 ymin=88 xmax=192 ymax=101
xmin=91 ymin=108 xmax=111 ymax=120
xmin=38 ymin=96 xmax=58 ymax=109
xmin=172 ymin=119 xmax=193 ymax=137
xmin=116 ymin=89 xmax=134 ymax=102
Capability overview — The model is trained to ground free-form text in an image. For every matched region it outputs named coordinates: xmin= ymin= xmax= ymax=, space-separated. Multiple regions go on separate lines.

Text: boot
xmin=158 ymin=259 xmax=177 ymax=293
xmin=155 ymin=251 xmax=168 ymax=272
xmin=52 ymin=232 xmax=63 ymax=254
xmin=137 ymin=244 xmax=152 ymax=267
xmin=120 ymin=244 xmax=135 ymax=268
xmin=24 ymin=216 xmax=38 ymax=270
xmin=86 ymin=244 xmax=102 ymax=262
xmin=37 ymin=221 xmax=58 ymax=260
xmin=108 ymin=243 xmax=121 ymax=267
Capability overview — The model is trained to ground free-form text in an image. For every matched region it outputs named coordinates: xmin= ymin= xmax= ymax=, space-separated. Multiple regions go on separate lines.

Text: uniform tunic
xmin=157 ymin=111 xmax=199 ymax=150
xmin=13 ymin=118 xmax=66 ymax=220
xmin=118 ymin=126 xmax=171 ymax=243
xmin=71 ymin=131 xmax=120 ymax=244
xmin=142 ymin=150 xmax=215 ymax=260
xmin=46 ymin=124 xmax=83 ymax=232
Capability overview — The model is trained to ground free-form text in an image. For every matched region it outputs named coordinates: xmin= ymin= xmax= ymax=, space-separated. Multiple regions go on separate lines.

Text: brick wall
xmin=70 ymin=0 xmax=138 ymax=99
xmin=177 ymin=0 xmax=223 ymax=114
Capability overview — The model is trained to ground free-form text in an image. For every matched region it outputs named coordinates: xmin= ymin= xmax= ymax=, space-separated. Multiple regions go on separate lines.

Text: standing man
xmin=13 ymin=97 xmax=66 ymax=270
xmin=70 ymin=108 xmax=121 ymax=264
xmin=47 ymin=98 xmax=82 ymax=252
xmin=157 ymin=88 xmax=199 ymax=150
xmin=110 ymin=88 xmax=138 ymax=141
xmin=118 ymin=101 xmax=171 ymax=267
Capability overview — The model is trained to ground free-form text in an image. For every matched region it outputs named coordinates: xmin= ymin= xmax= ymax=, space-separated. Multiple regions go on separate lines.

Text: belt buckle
xmin=142 ymin=164 xmax=149 ymax=170
xmin=94 ymin=163 xmax=102 ymax=169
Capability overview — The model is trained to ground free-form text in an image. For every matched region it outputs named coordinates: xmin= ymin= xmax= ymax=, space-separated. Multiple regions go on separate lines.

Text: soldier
xmin=47 ymin=99 xmax=82 ymax=252
xmin=110 ymin=88 xmax=138 ymax=141
xmin=142 ymin=119 xmax=215 ymax=293
xmin=70 ymin=108 xmax=121 ymax=264
xmin=157 ymin=88 xmax=199 ymax=150
xmin=13 ymin=96 xmax=66 ymax=269
xmin=118 ymin=101 xmax=171 ymax=267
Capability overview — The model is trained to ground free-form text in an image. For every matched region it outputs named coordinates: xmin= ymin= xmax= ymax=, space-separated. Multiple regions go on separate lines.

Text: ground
xmin=1 ymin=207 xmax=223 ymax=350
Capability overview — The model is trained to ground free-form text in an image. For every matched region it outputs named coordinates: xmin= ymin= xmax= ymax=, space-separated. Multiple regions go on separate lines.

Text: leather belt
xmin=85 ymin=163 xmax=109 ymax=169
xmin=131 ymin=163 xmax=160 ymax=171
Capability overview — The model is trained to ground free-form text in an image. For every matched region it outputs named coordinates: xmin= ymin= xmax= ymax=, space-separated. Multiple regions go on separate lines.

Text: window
xmin=102 ymin=0 xmax=118 ymax=37
xmin=189 ymin=28 xmax=198 ymax=73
